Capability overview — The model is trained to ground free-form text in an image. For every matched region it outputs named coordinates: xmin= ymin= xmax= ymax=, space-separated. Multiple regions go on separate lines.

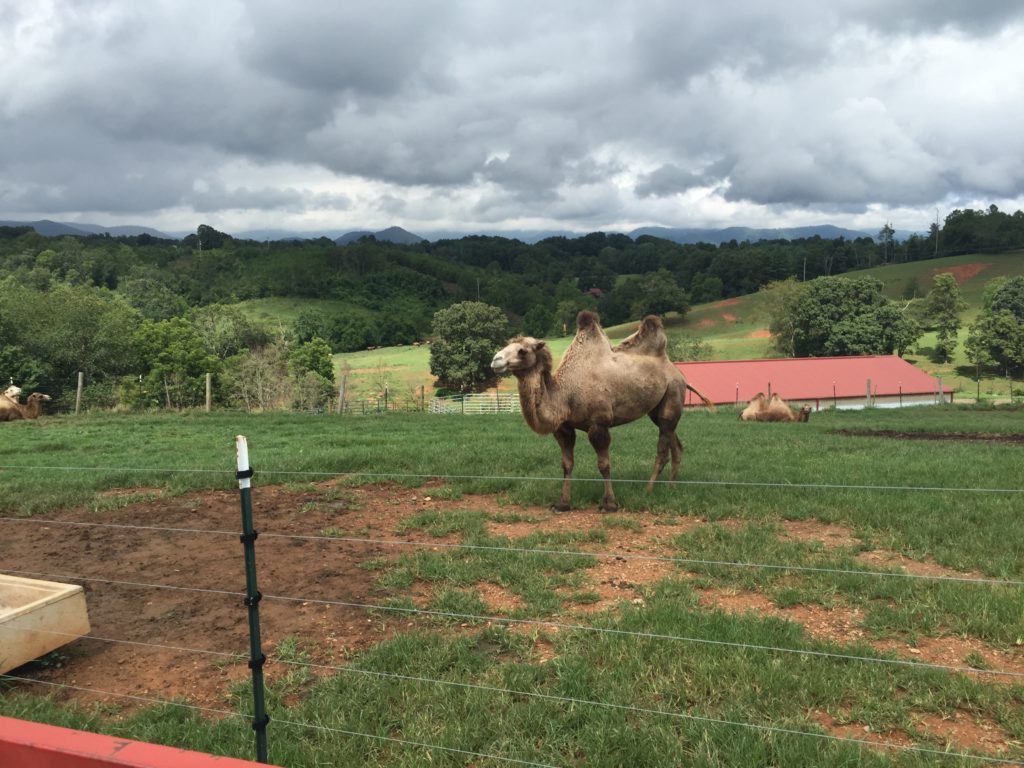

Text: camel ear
xmin=533 ymin=340 xmax=547 ymax=351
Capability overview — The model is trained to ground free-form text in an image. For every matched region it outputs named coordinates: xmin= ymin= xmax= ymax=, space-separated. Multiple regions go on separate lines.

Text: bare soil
xmin=835 ymin=429 xmax=1024 ymax=444
xmin=1 ymin=483 xmax=1019 ymax=757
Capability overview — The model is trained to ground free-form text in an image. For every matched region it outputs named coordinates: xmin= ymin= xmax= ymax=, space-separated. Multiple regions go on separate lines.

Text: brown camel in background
xmin=740 ymin=392 xmax=811 ymax=422
xmin=0 ymin=392 xmax=52 ymax=422
xmin=492 ymin=311 xmax=714 ymax=512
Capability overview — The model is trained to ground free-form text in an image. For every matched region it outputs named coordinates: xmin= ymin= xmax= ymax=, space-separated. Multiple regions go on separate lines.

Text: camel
xmin=614 ymin=315 xmax=717 ymax=408
xmin=491 ymin=310 xmax=715 ymax=512
xmin=0 ymin=392 xmax=51 ymax=422
xmin=740 ymin=392 xmax=811 ymax=422
xmin=3 ymin=385 xmax=21 ymax=401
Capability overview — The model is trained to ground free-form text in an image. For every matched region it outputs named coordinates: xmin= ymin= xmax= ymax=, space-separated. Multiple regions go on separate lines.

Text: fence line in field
xmin=2 ymin=461 xmax=1023 ymax=765
xmin=2 ymin=462 xmax=1023 ymax=496
xmin=3 ymin=563 xmax=1021 ymax=681
xmin=7 ymin=655 xmax=1024 ymax=768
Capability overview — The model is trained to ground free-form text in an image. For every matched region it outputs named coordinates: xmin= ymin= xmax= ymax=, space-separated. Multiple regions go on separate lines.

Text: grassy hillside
xmin=234 ymin=250 xmax=1024 ymax=403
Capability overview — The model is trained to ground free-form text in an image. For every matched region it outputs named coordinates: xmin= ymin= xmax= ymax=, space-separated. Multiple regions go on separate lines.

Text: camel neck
xmin=514 ymin=366 xmax=563 ymax=435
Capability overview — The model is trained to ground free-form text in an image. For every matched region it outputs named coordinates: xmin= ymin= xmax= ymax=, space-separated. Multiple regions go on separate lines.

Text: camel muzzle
xmin=491 ymin=355 xmax=508 ymax=374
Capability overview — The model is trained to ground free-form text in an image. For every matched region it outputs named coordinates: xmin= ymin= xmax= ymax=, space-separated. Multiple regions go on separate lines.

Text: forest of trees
xmin=1 ymin=205 xmax=1022 ymax=409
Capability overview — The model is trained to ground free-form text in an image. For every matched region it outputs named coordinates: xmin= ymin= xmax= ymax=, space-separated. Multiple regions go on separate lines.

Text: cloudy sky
xmin=2 ymin=1 xmax=1024 ymax=237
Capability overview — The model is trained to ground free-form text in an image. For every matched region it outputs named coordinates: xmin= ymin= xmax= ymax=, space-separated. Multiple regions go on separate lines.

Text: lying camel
xmin=0 ymin=392 xmax=52 ymax=422
xmin=740 ymin=392 xmax=811 ymax=422
xmin=614 ymin=315 xmax=717 ymax=408
xmin=492 ymin=310 xmax=715 ymax=512
xmin=3 ymin=385 xmax=21 ymax=401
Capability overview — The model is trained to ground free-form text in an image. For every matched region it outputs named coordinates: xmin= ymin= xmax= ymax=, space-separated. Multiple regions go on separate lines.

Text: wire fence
xmin=1 ymin=459 xmax=1023 ymax=766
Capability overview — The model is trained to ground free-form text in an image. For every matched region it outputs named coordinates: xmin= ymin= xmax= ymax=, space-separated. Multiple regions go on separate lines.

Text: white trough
xmin=0 ymin=574 xmax=90 ymax=675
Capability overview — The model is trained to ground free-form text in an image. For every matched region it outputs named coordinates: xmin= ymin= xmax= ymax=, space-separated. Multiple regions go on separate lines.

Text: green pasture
xmin=1 ymin=406 xmax=1023 ymax=766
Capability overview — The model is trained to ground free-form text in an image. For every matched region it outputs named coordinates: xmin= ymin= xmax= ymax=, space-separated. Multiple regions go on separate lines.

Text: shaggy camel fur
xmin=614 ymin=315 xmax=717 ymax=408
xmin=740 ymin=392 xmax=811 ymax=422
xmin=0 ymin=392 xmax=51 ymax=422
xmin=491 ymin=311 xmax=715 ymax=512
xmin=3 ymin=385 xmax=21 ymax=401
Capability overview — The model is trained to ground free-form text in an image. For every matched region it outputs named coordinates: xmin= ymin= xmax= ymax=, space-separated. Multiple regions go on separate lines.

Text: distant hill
xmin=628 ymin=224 xmax=874 ymax=245
xmin=0 ymin=219 xmax=175 ymax=239
xmin=335 ymin=226 xmax=426 ymax=246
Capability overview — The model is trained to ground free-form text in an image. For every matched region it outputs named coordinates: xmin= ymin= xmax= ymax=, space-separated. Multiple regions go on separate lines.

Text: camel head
xmin=797 ymin=404 xmax=812 ymax=422
xmin=491 ymin=337 xmax=551 ymax=376
xmin=3 ymin=385 xmax=21 ymax=401
xmin=27 ymin=393 xmax=52 ymax=405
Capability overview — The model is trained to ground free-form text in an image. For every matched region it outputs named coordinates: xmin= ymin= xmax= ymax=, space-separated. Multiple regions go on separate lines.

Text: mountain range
xmin=1 ymin=219 xmax=906 ymax=245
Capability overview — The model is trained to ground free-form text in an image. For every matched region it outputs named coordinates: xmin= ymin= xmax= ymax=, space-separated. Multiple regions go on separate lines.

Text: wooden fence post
xmin=205 ymin=373 xmax=212 ymax=413
xmin=866 ymin=378 xmax=872 ymax=408
xmin=74 ymin=372 xmax=84 ymax=415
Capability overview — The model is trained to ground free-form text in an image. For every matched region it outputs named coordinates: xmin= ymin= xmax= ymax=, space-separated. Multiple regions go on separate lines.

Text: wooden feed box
xmin=0 ymin=574 xmax=90 ymax=675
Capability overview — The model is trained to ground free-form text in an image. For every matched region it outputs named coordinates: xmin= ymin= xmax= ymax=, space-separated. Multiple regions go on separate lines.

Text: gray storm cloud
xmin=1 ymin=1 xmax=1023 ymax=232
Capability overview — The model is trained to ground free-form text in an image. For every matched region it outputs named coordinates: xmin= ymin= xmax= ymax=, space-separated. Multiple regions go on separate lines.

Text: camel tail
xmin=686 ymin=382 xmax=717 ymax=412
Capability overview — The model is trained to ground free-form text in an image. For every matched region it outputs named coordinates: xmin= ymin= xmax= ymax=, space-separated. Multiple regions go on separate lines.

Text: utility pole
xmin=934 ymin=207 xmax=939 ymax=258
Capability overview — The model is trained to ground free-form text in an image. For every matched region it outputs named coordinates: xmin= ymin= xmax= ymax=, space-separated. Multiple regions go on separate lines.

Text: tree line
xmin=1 ymin=205 xmax=1022 ymax=409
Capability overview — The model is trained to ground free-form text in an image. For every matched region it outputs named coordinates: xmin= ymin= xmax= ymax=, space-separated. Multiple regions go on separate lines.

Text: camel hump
xmin=576 ymin=310 xmax=601 ymax=330
xmin=641 ymin=315 xmax=663 ymax=331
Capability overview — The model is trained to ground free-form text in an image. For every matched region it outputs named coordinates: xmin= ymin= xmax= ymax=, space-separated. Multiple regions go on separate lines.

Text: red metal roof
xmin=676 ymin=355 xmax=952 ymax=406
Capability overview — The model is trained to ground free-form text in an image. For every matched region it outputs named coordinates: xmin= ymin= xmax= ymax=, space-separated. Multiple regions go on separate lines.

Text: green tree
xmin=923 ymin=273 xmax=967 ymax=362
xmin=188 ymin=304 xmax=272 ymax=359
xmin=289 ymin=337 xmax=335 ymax=383
xmin=790 ymin=276 xmax=920 ymax=358
xmin=522 ymin=304 xmax=555 ymax=337
xmin=760 ymin=277 xmax=806 ymax=356
xmin=965 ymin=309 xmax=1024 ymax=377
xmin=668 ymin=336 xmax=713 ymax=361
xmin=134 ymin=317 xmax=220 ymax=408
xmin=429 ymin=301 xmax=508 ymax=393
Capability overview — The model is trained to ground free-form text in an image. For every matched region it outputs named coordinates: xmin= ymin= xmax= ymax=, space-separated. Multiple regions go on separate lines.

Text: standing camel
xmin=491 ymin=311 xmax=714 ymax=512
xmin=0 ymin=392 xmax=51 ymax=422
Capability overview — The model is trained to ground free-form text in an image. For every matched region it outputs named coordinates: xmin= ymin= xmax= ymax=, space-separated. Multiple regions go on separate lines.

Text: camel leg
xmin=646 ymin=410 xmax=682 ymax=490
xmin=552 ymin=424 xmax=576 ymax=512
xmin=668 ymin=433 xmax=683 ymax=481
xmin=587 ymin=425 xmax=617 ymax=512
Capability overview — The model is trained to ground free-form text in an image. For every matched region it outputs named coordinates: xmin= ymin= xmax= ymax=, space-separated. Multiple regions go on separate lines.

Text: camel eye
xmin=517 ymin=349 xmax=526 ymax=357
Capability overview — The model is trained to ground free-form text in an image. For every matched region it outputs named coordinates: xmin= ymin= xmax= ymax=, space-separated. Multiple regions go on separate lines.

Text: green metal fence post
xmin=235 ymin=435 xmax=269 ymax=763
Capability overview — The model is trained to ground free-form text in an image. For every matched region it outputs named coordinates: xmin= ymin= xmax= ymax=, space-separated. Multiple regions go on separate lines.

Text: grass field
xmin=1 ymin=406 xmax=1022 ymax=766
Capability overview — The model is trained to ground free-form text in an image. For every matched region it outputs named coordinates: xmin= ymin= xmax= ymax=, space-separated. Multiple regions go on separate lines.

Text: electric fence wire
xmin=1 ymin=566 xmax=1021 ymax=680
xmin=2 ymin=648 xmax=1022 ymax=766
xmin=2 ymin=462 xmax=1023 ymax=763
xmin=1 ymin=463 xmax=1023 ymax=495
xmin=2 ymin=516 xmax=1022 ymax=588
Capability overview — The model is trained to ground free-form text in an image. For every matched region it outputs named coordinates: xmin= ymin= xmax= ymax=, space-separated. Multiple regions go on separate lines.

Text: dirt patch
xmin=812 ymin=707 xmax=1017 ymax=758
xmin=747 ymin=329 xmax=772 ymax=339
xmin=835 ymin=429 xmax=1024 ymax=445
xmin=932 ymin=262 xmax=990 ymax=285
xmin=714 ymin=298 xmax=742 ymax=308
xmin=779 ymin=520 xmax=861 ymax=549
xmin=695 ymin=318 xmax=716 ymax=329
xmin=854 ymin=550 xmax=985 ymax=581
xmin=721 ymin=312 xmax=738 ymax=322
xmin=698 ymin=588 xmax=869 ymax=646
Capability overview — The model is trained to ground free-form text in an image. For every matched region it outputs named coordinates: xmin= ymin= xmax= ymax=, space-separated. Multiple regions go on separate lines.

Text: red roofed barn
xmin=677 ymin=356 xmax=953 ymax=410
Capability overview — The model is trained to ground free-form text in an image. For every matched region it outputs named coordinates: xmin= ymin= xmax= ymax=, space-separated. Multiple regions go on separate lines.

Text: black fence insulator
xmin=243 ymin=591 xmax=263 ymax=608
xmin=236 ymin=467 xmax=255 ymax=480
xmin=239 ymin=530 xmax=260 ymax=544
